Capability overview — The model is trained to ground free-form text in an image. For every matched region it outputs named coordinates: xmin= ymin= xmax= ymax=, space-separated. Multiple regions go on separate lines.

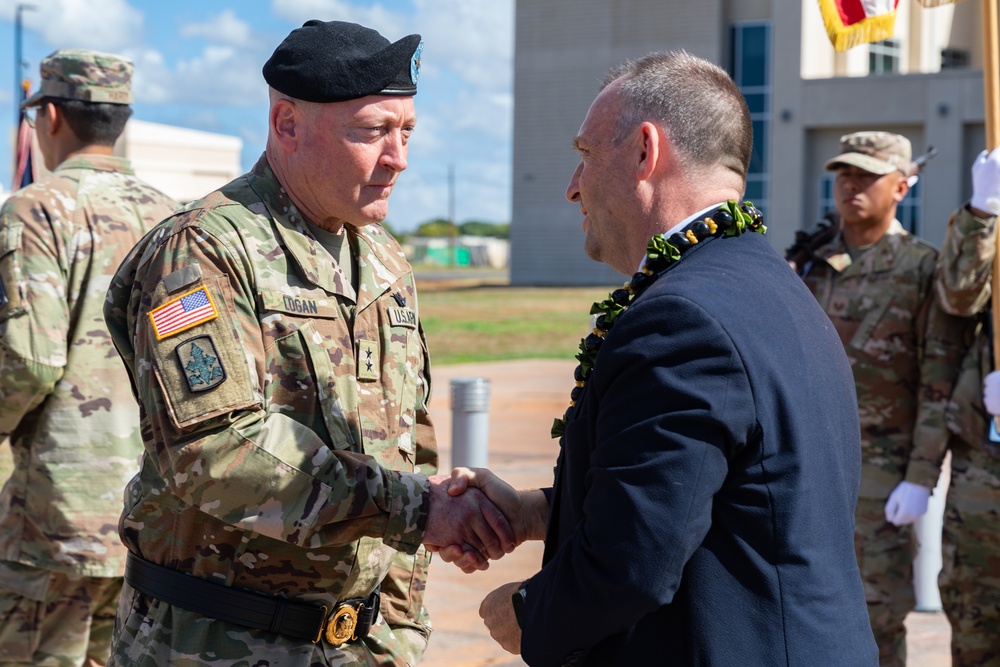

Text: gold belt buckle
xmin=324 ymin=602 xmax=362 ymax=646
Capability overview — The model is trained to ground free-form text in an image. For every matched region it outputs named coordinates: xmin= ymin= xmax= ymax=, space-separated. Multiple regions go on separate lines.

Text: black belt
xmin=124 ymin=552 xmax=380 ymax=645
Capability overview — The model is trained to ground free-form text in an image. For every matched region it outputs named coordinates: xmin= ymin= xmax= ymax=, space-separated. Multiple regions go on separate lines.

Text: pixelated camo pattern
xmin=35 ymin=49 xmax=133 ymax=105
xmin=801 ymin=219 xmax=967 ymax=499
xmin=104 ymin=155 xmax=437 ymax=664
xmin=0 ymin=154 xmax=177 ymax=577
xmin=933 ymin=205 xmax=1000 ymax=666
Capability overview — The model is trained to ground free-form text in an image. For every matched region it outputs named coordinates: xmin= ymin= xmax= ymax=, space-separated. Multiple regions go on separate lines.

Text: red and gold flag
xmin=818 ymin=0 xmax=900 ymax=52
xmin=818 ymin=0 xmax=963 ymax=51
xmin=12 ymin=80 xmax=34 ymax=190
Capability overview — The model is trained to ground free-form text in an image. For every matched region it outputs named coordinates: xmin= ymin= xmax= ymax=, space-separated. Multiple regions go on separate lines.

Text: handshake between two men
xmin=421 ymin=468 xmax=548 ymax=654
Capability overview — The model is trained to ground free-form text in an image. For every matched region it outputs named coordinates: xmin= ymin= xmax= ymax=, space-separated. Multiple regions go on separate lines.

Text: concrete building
xmin=119 ymin=119 xmax=243 ymax=204
xmin=510 ymin=0 xmax=989 ymax=285
xmin=14 ymin=118 xmax=242 ymax=204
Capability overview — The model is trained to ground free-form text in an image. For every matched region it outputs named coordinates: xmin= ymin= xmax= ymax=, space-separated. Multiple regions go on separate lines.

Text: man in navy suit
xmin=439 ymin=51 xmax=876 ymax=666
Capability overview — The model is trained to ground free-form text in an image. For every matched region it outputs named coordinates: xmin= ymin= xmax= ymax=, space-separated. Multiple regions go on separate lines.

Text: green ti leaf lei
xmin=551 ymin=200 xmax=766 ymax=439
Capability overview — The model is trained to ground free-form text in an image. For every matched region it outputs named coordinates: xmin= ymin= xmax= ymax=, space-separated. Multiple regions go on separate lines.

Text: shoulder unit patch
xmin=175 ymin=335 xmax=227 ymax=392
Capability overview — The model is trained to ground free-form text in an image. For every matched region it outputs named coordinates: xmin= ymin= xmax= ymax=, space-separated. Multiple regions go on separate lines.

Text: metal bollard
xmin=450 ymin=378 xmax=491 ymax=469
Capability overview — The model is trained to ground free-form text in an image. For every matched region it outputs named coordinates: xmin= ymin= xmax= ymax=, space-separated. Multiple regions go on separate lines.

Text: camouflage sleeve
xmin=935 ymin=205 xmax=998 ymax=317
xmin=365 ymin=321 xmax=435 ymax=658
xmin=0 ymin=200 xmax=67 ymax=436
xmin=413 ymin=321 xmax=438 ymax=477
xmin=119 ymin=221 xmax=429 ymax=554
xmin=907 ymin=296 xmax=976 ymax=486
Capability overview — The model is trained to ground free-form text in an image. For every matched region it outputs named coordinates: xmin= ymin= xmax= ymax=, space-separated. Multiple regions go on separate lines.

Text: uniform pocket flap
xmin=0 ymin=223 xmax=23 ymax=258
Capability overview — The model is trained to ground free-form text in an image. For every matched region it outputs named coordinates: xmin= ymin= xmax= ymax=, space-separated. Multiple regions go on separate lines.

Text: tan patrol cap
xmin=824 ymin=131 xmax=911 ymax=176
xmin=20 ymin=49 xmax=133 ymax=108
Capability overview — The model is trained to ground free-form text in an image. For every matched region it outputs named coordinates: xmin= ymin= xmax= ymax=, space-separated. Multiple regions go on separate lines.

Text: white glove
xmin=970 ymin=147 xmax=1000 ymax=216
xmin=984 ymin=370 xmax=1000 ymax=416
xmin=884 ymin=481 xmax=930 ymax=527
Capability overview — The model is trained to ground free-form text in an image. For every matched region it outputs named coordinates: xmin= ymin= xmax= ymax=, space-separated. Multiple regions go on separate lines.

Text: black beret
xmin=263 ymin=20 xmax=422 ymax=103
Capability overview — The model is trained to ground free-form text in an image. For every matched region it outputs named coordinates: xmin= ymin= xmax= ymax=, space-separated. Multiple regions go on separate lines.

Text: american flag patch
xmin=149 ymin=286 xmax=219 ymax=341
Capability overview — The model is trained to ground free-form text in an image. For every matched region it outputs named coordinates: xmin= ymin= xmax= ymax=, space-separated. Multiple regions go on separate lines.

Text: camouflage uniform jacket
xmin=103 ymin=155 xmax=436 ymax=657
xmin=935 ymin=205 xmax=998 ymax=450
xmin=0 ymin=154 xmax=177 ymax=578
xmin=801 ymin=219 xmax=964 ymax=497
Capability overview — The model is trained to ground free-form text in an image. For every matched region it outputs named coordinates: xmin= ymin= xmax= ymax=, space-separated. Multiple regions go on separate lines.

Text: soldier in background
xmin=933 ymin=145 xmax=1000 ymax=666
xmin=790 ymin=132 xmax=965 ymax=666
xmin=0 ymin=50 xmax=177 ymax=666
xmin=103 ymin=20 xmax=513 ymax=666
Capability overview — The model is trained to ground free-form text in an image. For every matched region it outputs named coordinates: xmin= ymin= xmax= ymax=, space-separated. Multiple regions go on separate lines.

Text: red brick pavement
xmin=420 ymin=360 xmax=952 ymax=667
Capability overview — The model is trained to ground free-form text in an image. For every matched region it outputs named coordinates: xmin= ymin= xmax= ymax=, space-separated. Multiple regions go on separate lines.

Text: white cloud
xmin=180 ymin=9 xmax=253 ymax=47
xmin=14 ymin=0 xmax=144 ymax=52
xmin=270 ymin=0 xmax=407 ymax=39
xmin=128 ymin=44 xmax=269 ymax=107
xmin=449 ymin=89 xmax=512 ymax=138
xmin=412 ymin=0 xmax=513 ymax=94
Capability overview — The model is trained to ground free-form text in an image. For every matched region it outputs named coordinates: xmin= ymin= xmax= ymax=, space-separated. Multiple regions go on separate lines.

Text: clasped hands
xmin=421 ymin=468 xmax=548 ymax=655
xmin=421 ymin=467 xmax=546 ymax=573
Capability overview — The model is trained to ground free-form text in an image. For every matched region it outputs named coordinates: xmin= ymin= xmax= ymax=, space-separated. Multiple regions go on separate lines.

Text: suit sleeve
xmin=0 ymin=199 xmax=67 ymax=436
xmin=106 ymin=218 xmax=430 ymax=555
xmin=520 ymin=292 xmax=754 ymax=666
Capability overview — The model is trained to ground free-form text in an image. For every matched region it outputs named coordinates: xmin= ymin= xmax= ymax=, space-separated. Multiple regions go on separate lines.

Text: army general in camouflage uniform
xmin=793 ymin=132 xmax=965 ymax=666
xmin=103 ymin=20 xmax=514 ymax=667
xmin=0 ymin=50 xmax=177 ymax=666
xmin=933 ymin=145 xmax=1000 ymax=666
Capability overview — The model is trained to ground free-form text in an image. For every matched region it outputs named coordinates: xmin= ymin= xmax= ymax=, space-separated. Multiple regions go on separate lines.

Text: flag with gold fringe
xmin=12 ymin=116 xmax=34 ymax=190
xmin=819 ymin=0 xmax=964 ymax=52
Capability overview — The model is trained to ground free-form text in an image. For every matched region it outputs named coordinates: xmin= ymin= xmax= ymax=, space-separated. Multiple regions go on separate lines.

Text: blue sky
xmin=0 ymin=0 xmax=514 ymax=232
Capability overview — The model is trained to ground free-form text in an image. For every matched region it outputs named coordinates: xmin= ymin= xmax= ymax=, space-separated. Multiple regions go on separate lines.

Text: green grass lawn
xmin=417 ymin=285 xmax=614 ymax=365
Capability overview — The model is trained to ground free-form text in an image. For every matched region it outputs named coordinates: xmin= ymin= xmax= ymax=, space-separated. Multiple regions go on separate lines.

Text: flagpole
xmin=985 ymin=0 xmax=1000 ymax=375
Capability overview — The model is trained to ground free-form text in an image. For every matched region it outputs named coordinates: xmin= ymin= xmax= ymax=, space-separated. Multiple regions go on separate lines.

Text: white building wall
xmin=118 ymin=120 xmax=243 ymax=204
xmin=20 ymin=118 xmax=242 ymax=205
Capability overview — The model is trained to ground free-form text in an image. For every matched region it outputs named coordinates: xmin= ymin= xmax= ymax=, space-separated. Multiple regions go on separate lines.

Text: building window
xmin=817 ymin=173 xmax=922 ymax=235
xmin=941 ymin=48 xmax=970 ymax=70
xmin=730 ymin=22 xmax=771 ymax=218
xmin=868 ymin=39 xmax=900 ymax=75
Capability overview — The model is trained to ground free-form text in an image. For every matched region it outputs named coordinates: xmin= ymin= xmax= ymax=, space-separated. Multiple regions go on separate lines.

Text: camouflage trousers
xmin=940 ymin=437 xmax=1000 ymax=667
xmin=855 ymin=497 xmax=917 ymax=667
xmin=0 ymin=564 xmax=121 ymax=667
xmin=109 ymin=582 xmax=431 ymax=666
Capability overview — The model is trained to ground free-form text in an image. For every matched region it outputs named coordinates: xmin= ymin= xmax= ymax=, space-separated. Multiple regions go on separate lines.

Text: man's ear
xmin=43 ymin=101 xmax=61 ymax=137
xmin=636 ymin=121 xmax=661 ymax=181
xmin=892 ymin=173 xmax=911 ymax=204
xmin=270 ymin=98 xmax=300 ymax=152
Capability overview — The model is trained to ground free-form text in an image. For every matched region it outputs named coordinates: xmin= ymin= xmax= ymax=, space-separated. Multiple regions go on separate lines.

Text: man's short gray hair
xmin=602 ymin=51 xmax=752 ymax=183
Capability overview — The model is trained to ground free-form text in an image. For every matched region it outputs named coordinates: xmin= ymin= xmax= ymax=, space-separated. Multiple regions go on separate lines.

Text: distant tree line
xmin=381 ymin=218 xmax=510 ymax=240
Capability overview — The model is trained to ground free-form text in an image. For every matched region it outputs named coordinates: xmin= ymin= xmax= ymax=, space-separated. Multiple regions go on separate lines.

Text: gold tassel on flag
xmin=818 ymin=0 xmax=900 ymax=52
